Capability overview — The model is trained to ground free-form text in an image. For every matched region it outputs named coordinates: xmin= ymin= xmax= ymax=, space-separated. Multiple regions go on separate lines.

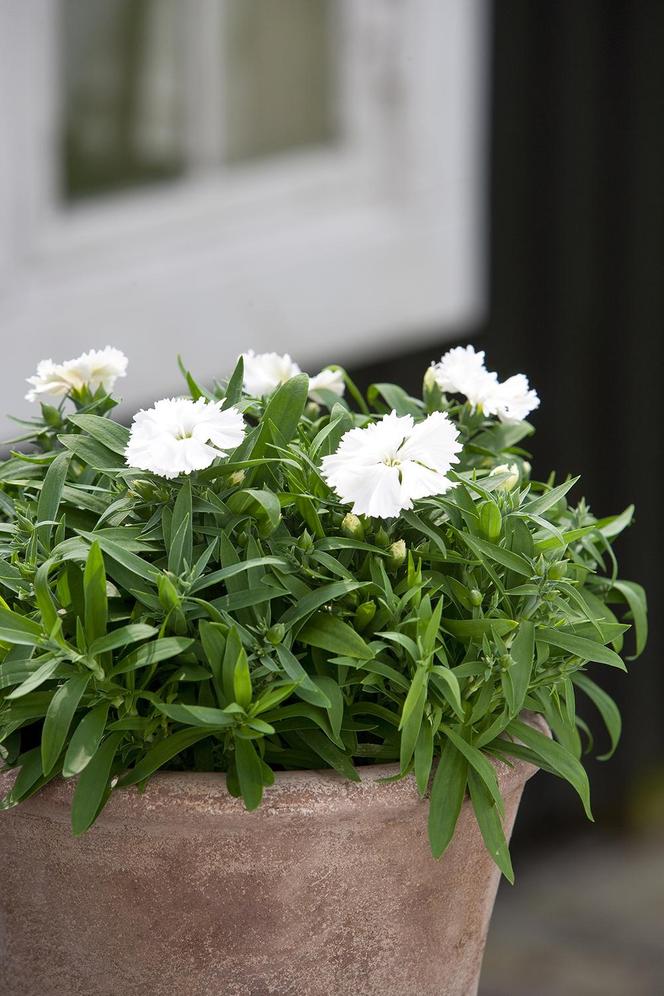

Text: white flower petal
xmin=484 ymin=374 xmax=540 ymax=422
xmin=431 ymin=345 xmax=498 ymax=408
xmin=125 ymin=397 xmax=246 ymax=478
xmin=308 ymin=368 xmax=345 ymax=404
xmin=399 ymin=460 xmax=454 ymax=501
xmin=321 ymin=409 xmax=460 ymax=519
xmin=25 ymin=346 xmax=128 ymax=402
xmin=398 ymin=410 xmax=463 ymax=473
xmin=241 ymin=351 xmax=301 ymax=397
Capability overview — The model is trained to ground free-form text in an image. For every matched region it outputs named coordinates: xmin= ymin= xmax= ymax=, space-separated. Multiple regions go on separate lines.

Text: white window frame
xmin=0 ymin=0 xmax=489 ymax=431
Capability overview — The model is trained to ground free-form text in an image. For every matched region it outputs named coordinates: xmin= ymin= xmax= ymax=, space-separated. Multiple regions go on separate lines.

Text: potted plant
xmin=0 ymin=345 xmax=646 ymax=996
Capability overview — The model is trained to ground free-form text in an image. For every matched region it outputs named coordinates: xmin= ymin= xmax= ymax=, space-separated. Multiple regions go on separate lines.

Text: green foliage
xmin=0 ymin=360 xmax=647 ymax=877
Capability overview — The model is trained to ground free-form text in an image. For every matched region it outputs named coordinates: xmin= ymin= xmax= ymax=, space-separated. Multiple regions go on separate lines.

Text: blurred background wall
xmin=1 ymin=2 xmax=663 ymax=991
xmin=0 ymin=0 xmax=488 ymax=434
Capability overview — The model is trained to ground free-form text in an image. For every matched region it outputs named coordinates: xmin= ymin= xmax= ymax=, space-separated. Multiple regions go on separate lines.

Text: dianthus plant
xmin=0 ymin=345 xmax=647 ymax=879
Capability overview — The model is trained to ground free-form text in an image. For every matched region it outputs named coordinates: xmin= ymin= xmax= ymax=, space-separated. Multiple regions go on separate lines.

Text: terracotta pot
xmin=0 ymin=715 xmax=546 ymax=996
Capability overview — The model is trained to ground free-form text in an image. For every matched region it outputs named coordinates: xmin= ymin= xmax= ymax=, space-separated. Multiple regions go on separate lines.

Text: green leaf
xmin=505 ymin=718 xmax=592 ymax=820
xmin=234 ymin=736 xmax=264 ymax=810
xmin=6 ymin=656 xmax=61 ymax=698
xmin=112 ymin=637 xmax=194 ymax=676
xmin=468 ymin=768 xmax=514 ymax=883
xmin=233 ymin=643 xmax=252 ymax=709
xmin=441 ymin=724 xmax=503 ymax=814
xmin=89 ymin=624 xmax=158 ymax=656
xmin=442 ymin=618 xmax=517 ymax=641
xmin=520 ymin=477 xmax=579 ymax=516
xmin=367 ymin=383 xmax=422 ymax=417
xmin=84 ymin=541 xmax=108 ymax=644
xmin=298 ymin=612 xmax=373 ymax=660
xmin=71 ymin=733 xmax=122 ymax=835
xmin=279 ymin=580 xmax=367 ymax=628
xmin=508 ymin=621 xmax=534 ymax=717
xmin=63 ymin=702 xmax=111 ymax=777
xmin=459 ymin=532 xmax=532 ymax=577
xmin=118 ymin=727 xmax=214 ymax=787
xmin=414 ymin=718 xmax=434 ymax=796
xmin=156 ymin=703 xmax=235 ymax=728
xmin=274 ymin=644 xmax=332 ymax=708
xmin=36 ymin=451 xmax=71 ymax=548
xmin=222 ymin=355 xmax=244 ymax=409
xmin=428 ymin=739 xmax=468 ymax=859
xmin=303 ymin=729 xmax=360 ymax=781
xmin=612 ymin=580 xmax=648 ymax=659
xmin=227 ymin=489 xmax=282 ymax=537
xmin=537 ymin=627 xmax=626 ymax=670
xmin=41 ymin=672 xmax=91 ymax=775
xmin=169 ymin=480 xmax=193 ymax=574
xmin=67 ymin=414 xmax=130 ymax=456
xmin=0 ymin=606 xmax=44 ymax=647
xmin=573 ymin=673 xmax=622 ymax=760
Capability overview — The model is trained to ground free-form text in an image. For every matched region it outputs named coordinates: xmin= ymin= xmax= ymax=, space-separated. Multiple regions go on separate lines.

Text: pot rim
xmin=0 ymin=713 xmax=548 ymax=829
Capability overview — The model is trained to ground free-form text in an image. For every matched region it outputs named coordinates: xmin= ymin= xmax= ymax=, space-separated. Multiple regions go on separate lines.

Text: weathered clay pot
xmin=0 ymin=716 xmax=545 ymax=996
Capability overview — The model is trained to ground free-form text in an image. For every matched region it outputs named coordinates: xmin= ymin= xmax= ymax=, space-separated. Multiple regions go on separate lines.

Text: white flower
xmin=484 ymin=374 xmax=540 ymax=422
xmin=25 ymin=347 xmax=128 ymax=402
xmin=431 ymin=344 xmax=539 ymax=421
xmin=430 ymin=345 xmax=498 ymax=410
xmin=241 ymin=351 xmax=345 ymax=404
xmin=321 ymin=410 xmax=462 ymax=518
xmin=241 ymin=351 xmax=301 ymax=397
xmin=491 ymin=463 xmax=520 ymax=491
xmin=125 ymin=397 xmax=245 ymax=479
xmin=308 ymin=367 xmax=345 ymax=405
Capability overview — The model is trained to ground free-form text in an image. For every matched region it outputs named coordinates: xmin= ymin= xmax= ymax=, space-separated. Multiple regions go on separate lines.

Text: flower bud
xmin=387 ymin=539 xmax=407 ymax=571
xmin=354 ymin=600 xmax=376 ymax=631
xmin=341 ymin=513 xmax=365 ymax=541
xmin=158 ymin=573 xmax=180 ymax=610
xmin=423 ymin=366 xmax=438 ymax=394
xmin=305 ymin=401 xmax=321 ymax=419
xmin=373 ymin=526 xmax=390 ymax=548
xmin=228 ymin=470 xmax=245 ymax=487
xmin=469 ymin=588 xmax=483 ymax=607
xmin=548 ymin=561 xmax=568 ymax=580
xmin=266 ymin=623 xmax=285 ymax=645
xmin=478 ymin=501 xmax=502 ymax=541
xmin=492 ymin=463 xmax=520 ymax=491
xmin=297 ymin=529 xmax=314 ymax=553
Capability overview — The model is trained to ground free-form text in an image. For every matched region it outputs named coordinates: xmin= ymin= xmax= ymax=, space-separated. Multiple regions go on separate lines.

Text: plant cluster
xmin=0 ymin=346 xmax=646 ymax=878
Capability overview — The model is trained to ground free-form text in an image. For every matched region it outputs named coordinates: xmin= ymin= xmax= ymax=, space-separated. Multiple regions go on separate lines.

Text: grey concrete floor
xmin=480 ymin=835 xmax=664 ymax=996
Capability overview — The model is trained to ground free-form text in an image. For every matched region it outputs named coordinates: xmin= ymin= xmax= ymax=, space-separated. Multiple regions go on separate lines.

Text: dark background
xmin=352 ymin=0 xmax=664 ymax=850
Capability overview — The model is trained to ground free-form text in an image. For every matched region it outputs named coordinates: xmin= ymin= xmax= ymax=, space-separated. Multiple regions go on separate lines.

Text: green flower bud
xmin=469 ymin=588 xmax=483 ymax=607
xmin=236 ymin=530 xmax=249 ymax=548
xmin=534 ymin=554 xmax=547 ymax=576
xmin=158 ymin=573 xmax=180 ymax=611
xmin=266 ymin=623 xmax=286 ymax=645
xmin=341 ymin=513 xmax=365 ymax=541
xmin=305 ymin=401 xmax=321 ymax=419
xmin=374 ymin=526 xmax=390 ymax=548
xmin=499 ymin=653 xmax=513 ymax=671
xmin=354 ymin=600 xmax=376 ymax=631
xmin=548 ymin=561 xmax=568 ymax=580
xmin=387 ymin=539 xmax=407 ymax=570
xmin=478 ymin=501 xmax=502 ymax=541
xmin=297 ymin=529 xmax=314 ymax=553
xmin=228 ymin=470 xmax=245 ymax=487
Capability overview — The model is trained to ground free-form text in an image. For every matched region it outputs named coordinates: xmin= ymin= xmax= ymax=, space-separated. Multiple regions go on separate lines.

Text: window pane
xmin=60 ymin=0 xmax=337 ymax=202
xmin=222 ymin=0 xmax=336 ymax=164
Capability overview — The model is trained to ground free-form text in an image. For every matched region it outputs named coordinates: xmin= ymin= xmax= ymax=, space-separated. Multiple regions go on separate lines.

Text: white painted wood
xmin=0 ymin=0 xmax=489 ymax=436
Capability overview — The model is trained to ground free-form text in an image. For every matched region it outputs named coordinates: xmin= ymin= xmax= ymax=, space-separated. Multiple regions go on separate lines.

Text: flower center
xmin=383 ymin=456 xmax=402 ymax=468
xmin=175 ymin=431 xmax=193 ymax=440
